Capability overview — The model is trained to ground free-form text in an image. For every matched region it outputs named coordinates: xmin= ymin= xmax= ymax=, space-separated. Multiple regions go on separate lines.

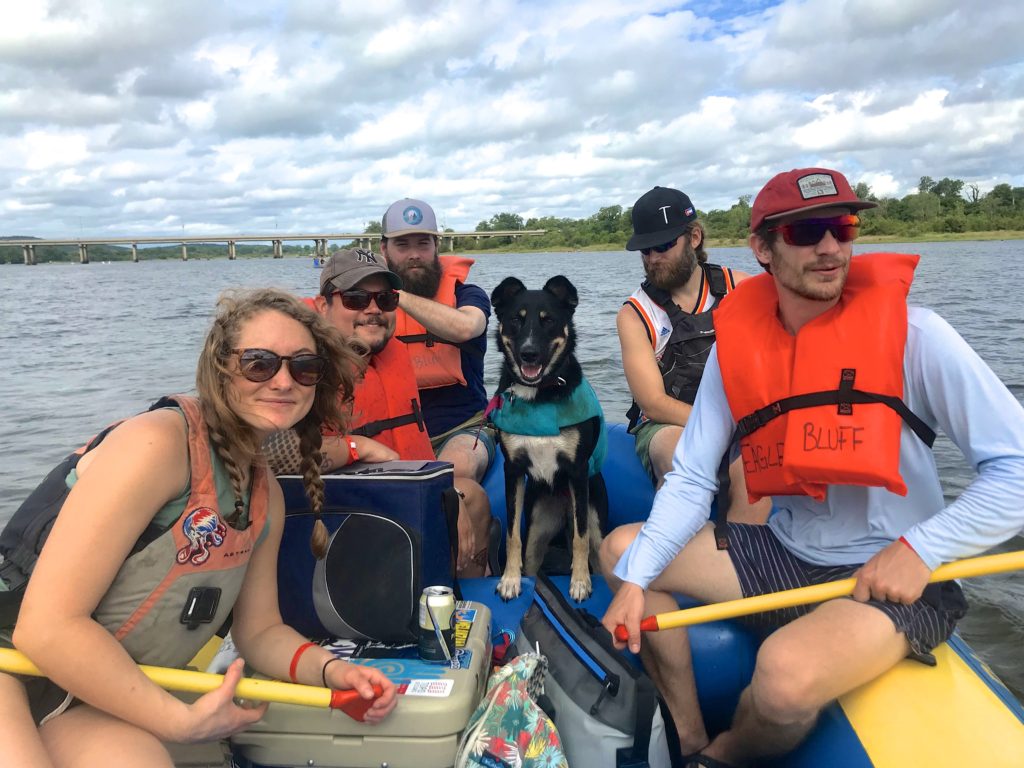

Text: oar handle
xmin=0 ymin=648 xmax=383 ymax=720
xmin=613 ymin=549 xmax=1024 ymax=643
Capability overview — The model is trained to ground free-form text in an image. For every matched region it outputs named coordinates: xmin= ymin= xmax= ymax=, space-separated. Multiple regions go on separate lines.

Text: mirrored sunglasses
xmin=232 ymin=348 xmax=326 ymax=386
xmin=769 ymin=214 xmax=861 ymax=247
xmin=334 ymin=289 xmax=400 ymax=312
xmin=640 ymin=237 xmax=679 ymax=257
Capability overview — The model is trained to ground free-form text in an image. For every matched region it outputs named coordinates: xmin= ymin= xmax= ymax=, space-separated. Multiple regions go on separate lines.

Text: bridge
xmin=2 ymin=230 xmax=546 ymax=265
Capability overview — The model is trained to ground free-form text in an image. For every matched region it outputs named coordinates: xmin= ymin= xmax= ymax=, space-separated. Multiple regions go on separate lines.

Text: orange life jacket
xmin=394 ymin=255 xmax=475 ymax=390
xmin=714 ymin=252 xmax=927 ymax=502
xmin=350 ymin=340 xmax=434 ymax=460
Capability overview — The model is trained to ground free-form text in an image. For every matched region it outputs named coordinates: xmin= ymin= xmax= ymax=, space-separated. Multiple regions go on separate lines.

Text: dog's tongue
xmin=522 ymin=364 xmax=543 ymax=380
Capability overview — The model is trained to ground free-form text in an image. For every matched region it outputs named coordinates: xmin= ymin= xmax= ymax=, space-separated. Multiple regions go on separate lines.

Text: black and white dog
xmin=488 ymin=275 xmax=608 ymax=602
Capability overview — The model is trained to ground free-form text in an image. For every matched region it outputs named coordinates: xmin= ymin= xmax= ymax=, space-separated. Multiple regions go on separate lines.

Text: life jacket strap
xmin=350 ymin=399 xmax=426 ymax=438
xmin=396 ymin=332 xmax=485 ymax=359
xmin=736 ymin=381 xmax=936 ymax=447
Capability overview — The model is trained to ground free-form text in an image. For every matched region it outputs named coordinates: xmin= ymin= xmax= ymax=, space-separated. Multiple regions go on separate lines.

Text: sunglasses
xmin=332 ymin=289 xmax=400 ymax=312
xmin=232 ymin=348 xmax=327 ymax=386
xmin=768 ymin=214 xmax=860 ymax=247
xmin=640 ymin=237 xmax=679 ymax=257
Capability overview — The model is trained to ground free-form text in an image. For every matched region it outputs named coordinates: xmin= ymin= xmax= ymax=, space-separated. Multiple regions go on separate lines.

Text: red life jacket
xmin=350 ymin=340 xmax=434 ymax=460
xmin=394 ymin=255 xmax=475 ymax=389
xmin=714 ymin=252 xmax=927 ymax=502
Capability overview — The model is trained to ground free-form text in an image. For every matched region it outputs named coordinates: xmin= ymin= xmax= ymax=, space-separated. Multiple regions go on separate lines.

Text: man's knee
xmin=649 ymin=426 xmax=683 ymax=481
xmin=599 ymin=523 xmax=642 ymax=577
xmin=438 ymin=437 xmax=489 ymax=482
xmin=749 ymin=635 xmax=824 ymax=725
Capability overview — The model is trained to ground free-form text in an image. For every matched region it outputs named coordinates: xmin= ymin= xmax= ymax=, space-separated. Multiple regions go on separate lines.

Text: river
xmin=1 ymin=241 xmax=1022 ymax=698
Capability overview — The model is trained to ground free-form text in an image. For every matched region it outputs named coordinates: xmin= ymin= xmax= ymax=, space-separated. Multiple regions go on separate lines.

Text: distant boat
xmin=312 ymin=256 xmax=326 ymax=268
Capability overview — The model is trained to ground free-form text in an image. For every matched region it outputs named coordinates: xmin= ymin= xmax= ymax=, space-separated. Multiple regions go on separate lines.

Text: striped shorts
xmin=725 ymin=523 xmax=967 ymax=658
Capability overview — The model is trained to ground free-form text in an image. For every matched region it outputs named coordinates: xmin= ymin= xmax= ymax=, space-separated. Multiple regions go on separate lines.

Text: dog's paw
xmin=496 ymin=574 xmax=522 ymax=601
xmin=568 ymin=576 xmax=593 ymax=602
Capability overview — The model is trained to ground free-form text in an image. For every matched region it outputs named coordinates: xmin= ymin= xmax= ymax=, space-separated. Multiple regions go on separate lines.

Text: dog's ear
xmin=491 ymin=277 xmax=527 ymax=315
xmin=543 ymin=275 xmax=578 ymax=312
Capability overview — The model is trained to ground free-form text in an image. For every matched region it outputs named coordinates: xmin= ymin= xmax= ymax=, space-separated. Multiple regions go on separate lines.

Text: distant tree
xmin=918 ymin=176 xmax=936 ymax=195
xmin=363 ymin=221 xmax=382 ymax=234
xmin=853 ymin=182 xmax=875 ymax=201
xmin=967 ymin=183 xmax=981 ymax=203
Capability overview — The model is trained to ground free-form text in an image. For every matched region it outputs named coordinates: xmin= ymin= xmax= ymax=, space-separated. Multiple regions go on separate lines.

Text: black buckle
xmin=180 ymin=586 xmax=221 ymax=630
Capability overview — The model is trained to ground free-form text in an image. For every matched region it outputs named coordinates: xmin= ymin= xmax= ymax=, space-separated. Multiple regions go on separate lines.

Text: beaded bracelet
xmin=289 ymin=641 xmax=317 ymax=683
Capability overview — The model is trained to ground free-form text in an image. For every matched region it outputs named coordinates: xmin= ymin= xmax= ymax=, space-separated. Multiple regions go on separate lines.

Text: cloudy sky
xmin=1 ymin=0 xmax=1022 ymax=239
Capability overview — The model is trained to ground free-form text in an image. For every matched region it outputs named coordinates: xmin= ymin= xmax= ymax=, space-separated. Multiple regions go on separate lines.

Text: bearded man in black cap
xmin=618 ymin=187 xmax=765 ymax=519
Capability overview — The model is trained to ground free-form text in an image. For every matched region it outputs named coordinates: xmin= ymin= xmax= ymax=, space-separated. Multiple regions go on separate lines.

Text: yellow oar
xmin=0 ymin=648 xmax=381 ymax=720
xmin=615 ymin=548 xmax=1024 ymax=642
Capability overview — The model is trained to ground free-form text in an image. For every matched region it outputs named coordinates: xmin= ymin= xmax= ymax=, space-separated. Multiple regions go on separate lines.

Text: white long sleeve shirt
xmin=615 ymin=307 xmax=1024 ymax=589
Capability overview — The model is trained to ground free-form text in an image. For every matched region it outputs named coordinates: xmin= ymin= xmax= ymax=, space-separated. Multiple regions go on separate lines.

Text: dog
xmin=488 ymin=275 xmax=608 ymax=602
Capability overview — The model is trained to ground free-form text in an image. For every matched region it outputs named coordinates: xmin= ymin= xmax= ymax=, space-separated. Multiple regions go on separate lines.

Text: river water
xmin=1 ymin=242 xmax=1022 ymax=698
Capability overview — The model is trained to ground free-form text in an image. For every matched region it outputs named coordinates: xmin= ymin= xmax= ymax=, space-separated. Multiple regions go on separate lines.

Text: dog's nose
xmin=520 ymin=347 xmax=540 ymax=364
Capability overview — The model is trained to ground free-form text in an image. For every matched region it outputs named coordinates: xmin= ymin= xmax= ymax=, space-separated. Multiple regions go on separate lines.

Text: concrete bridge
xmin=3 ymin=230 xmax=545 ymax=265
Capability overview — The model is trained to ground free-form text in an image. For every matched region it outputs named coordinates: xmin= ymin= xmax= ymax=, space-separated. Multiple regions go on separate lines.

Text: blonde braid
xmin=207 ymin=420 xmax=249 ymax=524
xmin=295 ymin=417 xmax=329 ymax=558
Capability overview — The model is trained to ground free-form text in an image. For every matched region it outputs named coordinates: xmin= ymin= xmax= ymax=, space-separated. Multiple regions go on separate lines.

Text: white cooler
xmin=230 ymin=601 xmax=492 ymax=768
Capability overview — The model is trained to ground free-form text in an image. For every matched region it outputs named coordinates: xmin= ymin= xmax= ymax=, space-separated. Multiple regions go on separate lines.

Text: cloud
xmin=0 ymin=0 xmax=1022 ymax=239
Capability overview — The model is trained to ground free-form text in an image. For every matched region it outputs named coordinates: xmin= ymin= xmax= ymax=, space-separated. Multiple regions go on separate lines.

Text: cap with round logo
xmin=381 ymin=198 xmax=441 ymax=238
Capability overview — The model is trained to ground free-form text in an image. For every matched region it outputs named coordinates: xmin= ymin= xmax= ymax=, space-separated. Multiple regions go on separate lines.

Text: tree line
xmin=466 ymin=177 xmax=1024 ymax=251
xmin=4 ymin=176 xmax=1021 ymax=264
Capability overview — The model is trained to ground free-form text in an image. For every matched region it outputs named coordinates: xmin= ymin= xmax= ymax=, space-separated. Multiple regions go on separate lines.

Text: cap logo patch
xmin=658 ymin=205 xmax=671 ymax=224
xmin=355 ymin=249 xmax=378 ymax=264
xmin=402 ymin=206 xmax=424 ymax=226
xmin=798 ymin=173 xmax=839 ymax=200
xmin=683 ymin=206 xmax=694 ymax=217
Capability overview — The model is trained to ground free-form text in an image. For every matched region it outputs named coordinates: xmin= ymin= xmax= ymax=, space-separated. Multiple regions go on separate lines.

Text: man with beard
xmin=265 ymin=248 xmax=492 ymax=576
xmin=619 ymin=187 xmax=761 ymax=508
xmin=601 ymin=167 xmax=1024 ymax=766
xmin=379 ymin=198 xmax=494 ymax=486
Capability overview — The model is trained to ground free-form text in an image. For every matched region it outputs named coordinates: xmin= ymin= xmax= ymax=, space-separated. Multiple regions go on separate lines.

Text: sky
xmin=1 ymin=0 xmax=1022 ymax=239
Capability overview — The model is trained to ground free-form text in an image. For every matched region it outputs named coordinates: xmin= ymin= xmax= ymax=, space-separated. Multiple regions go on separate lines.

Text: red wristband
xmin=898 ymin=535 xmax=916 ymax=554
xmin=347 ymin=439 xmax=359 ymax=465
xmin=289 ymin=641 xmax=317 ymax=683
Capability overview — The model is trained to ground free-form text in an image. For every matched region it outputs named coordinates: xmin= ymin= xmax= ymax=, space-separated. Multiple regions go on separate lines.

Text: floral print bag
xmin=454 ymin=652 xmax=568 ymax=768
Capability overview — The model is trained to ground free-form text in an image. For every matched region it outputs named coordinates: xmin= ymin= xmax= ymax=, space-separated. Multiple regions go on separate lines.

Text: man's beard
xmin=355 ymin=316 xmax=394 ymax=355
xmin=392 ymin=256 xmax=443 ymax=298
xmin=644 ymin=241 xmax=698 ymax=291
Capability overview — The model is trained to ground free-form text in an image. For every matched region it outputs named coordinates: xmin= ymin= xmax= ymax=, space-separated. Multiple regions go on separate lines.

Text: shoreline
xmin=5 ymin=230 xmax=1023 ymax=263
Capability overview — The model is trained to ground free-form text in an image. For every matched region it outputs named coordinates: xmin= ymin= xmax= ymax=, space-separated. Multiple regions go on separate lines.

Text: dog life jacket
xmin=348 ymin=340 xmax=434 ymax=460
xmin=714 ymin=252 xmax=935 ymax=502
xmin=395 ymin=255 xmax=483 ymax=389
xmin=488 ymin=379 xmax=607 ymax=476
xmin=624 ymin=263 xmax=736 ymax=430
xmin=0 ymin=396 xmax=269 ymax=668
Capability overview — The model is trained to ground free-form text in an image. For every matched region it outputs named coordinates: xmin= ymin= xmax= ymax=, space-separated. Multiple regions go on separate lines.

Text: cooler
xmin=231 ymin=601 xmax=492 ymax=768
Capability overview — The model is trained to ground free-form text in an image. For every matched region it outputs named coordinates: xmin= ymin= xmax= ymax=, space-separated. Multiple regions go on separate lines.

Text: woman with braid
xmin=0 ymin=288 xmax=396 ymax=767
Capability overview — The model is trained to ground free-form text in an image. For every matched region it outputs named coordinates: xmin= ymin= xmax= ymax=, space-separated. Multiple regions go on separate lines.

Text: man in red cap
xmin=600 ymin=168 xmax=1024 ymax=766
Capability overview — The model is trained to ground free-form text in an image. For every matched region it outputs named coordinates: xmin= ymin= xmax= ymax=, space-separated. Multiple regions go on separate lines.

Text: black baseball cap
xmin=626 ymin=186 xmax=699 ymax=251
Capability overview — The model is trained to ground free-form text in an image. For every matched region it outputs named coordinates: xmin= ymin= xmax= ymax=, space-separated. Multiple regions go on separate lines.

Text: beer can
xmin=418 ymin=585 xmax=456 ymax=661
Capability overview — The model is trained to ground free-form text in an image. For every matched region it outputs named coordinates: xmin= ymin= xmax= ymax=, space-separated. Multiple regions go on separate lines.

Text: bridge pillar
xmin=448 ymin=236 xmax=455 ymax=252
xmin=273 ymin=240 xmax=282 ymax=259
xmin=131 ymin=243 xmax=139 ymax=263
xmin=79 ymin=244 xmax=89 ymax=264
xmin=181 ymin=243 xmax=188 ymax=261
xmin=228 ymin=241 xmax=236 ymax=260
xmin=23 ymin=244 xmax=35 ymax=265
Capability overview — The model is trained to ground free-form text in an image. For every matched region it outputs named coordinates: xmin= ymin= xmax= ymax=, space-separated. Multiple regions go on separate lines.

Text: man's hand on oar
xmin=602 ymin=581 xmax=648 ymax=654
xmin=609 ymin=549 xmax=1024 ymax=643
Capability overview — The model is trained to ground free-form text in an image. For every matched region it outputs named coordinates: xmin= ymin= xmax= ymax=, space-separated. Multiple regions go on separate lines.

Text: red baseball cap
xmin=750 ymin=168 xmax=877 ymax=233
